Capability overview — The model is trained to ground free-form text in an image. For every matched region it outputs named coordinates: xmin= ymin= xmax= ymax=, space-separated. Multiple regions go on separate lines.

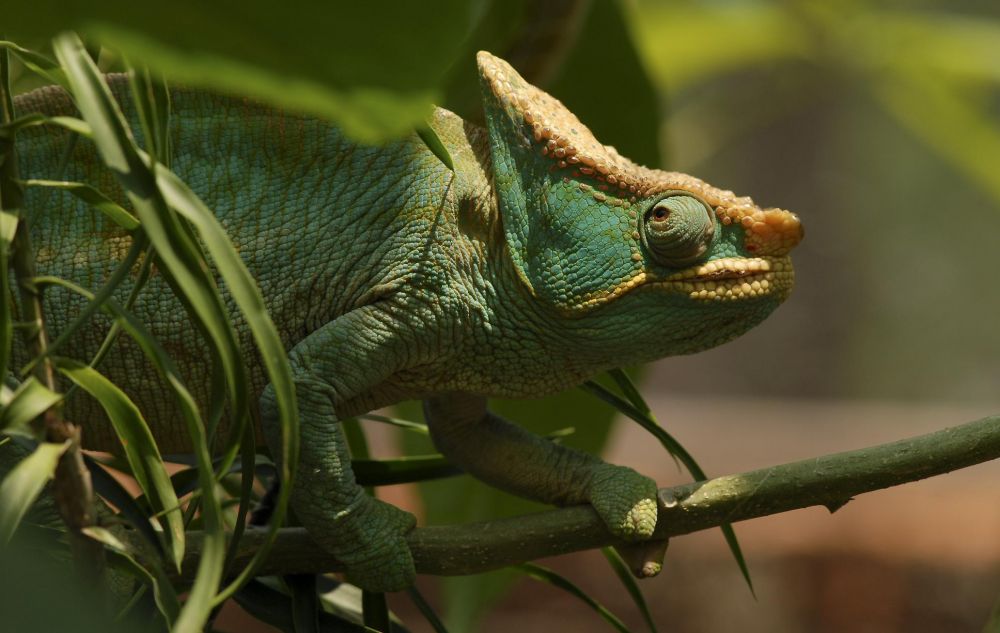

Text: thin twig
xmin=153 ymin=414 xmax=1000 ymax=582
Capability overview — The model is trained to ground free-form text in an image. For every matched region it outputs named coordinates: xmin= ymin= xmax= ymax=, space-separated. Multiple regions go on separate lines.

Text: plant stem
xmin=162 ymin=414 xmax=1000 ymax=581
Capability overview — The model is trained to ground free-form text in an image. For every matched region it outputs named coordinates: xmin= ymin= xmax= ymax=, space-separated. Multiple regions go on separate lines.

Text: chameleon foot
xmin=321 ymin=496 xmax=417 ymax=592
xmin=588 ymin=463 xmax=659 ymax=541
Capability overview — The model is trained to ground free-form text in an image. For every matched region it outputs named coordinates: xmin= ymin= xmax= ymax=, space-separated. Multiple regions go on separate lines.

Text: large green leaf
xmin=6 ymin=2 xmax=476 ymax=143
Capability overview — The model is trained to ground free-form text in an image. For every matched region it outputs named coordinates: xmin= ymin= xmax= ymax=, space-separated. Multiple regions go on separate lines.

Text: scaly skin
xmin=10 ymin=52 xmax=802 ymax=591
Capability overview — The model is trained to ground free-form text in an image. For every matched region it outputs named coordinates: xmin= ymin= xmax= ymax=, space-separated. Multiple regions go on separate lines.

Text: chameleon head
xmin=477 ymin=51 xmax=803 ymax=358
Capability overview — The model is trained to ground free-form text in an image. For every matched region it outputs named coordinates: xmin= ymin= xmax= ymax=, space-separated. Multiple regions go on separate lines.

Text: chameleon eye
xmin=642 ymin=193 xmax=715 ymax=267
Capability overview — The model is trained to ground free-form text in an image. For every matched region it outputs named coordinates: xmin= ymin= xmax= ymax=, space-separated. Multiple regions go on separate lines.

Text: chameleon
xmin=10 ymin=51 xmax=802 ymax=592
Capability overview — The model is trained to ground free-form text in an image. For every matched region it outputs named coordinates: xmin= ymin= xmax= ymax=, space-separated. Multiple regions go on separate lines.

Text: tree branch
xmin=156 ymin=414 xmax=1000 ymax=582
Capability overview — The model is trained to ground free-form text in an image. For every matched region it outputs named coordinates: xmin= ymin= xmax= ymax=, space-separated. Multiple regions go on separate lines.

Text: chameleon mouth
xmin=649 ymin=256 xmax=794 ymax=301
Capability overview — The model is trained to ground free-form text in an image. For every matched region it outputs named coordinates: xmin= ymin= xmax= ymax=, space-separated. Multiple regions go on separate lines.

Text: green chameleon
xmin=11 ymin=52 xmax=802 ymax=591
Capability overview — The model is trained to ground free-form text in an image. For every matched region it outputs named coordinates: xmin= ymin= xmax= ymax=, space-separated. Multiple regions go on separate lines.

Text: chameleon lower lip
xmin=649 ymin=256 xmax=795 ymax=301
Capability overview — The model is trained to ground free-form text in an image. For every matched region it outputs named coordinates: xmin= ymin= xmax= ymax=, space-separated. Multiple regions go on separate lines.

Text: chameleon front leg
xmin=424 ymin=393 xmax=661 ymax=545
xmin=260 ymin=305 xmax=416 ymax=592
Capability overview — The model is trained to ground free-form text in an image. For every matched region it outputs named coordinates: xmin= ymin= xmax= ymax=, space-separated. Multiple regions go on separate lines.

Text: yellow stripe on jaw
xmin=648 ymin=256 xmax=795 ymax=302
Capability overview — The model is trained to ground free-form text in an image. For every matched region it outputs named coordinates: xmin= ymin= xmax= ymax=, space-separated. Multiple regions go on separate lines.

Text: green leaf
xmin=416 ymin=125 xmax=454 ymax=172
xmin=6 ymin=3 xmax=477 ymax=143
xmin=22 ymin=179 xmax=139 ymax=229
xmin=83 ymin=524 xmax=181 ymax=626
xmin=150 ymin=157 xmax=301 ymax=601
xmin=53 ymin=32 xmax=228 ymax=632
xmin=0 ymin=40 xmax=68 ymax=89
xmin=285 ymin=573 xmax=320 ymax=633
xmin=0 ymin=440 xmax=67 ymax=545
xmin=0 ymin=376 xmax=61 ymax=437
xmin=54 ymin=358 xmax=185 ymax=570
xmin=406 ymin=586 xmax=450 ymax=633
xmin=582 ymin=377 xmax=755 ymax=595
xmin=353 ymin=455 xmax=461 ymax=487
xmin=0 ymin=112 xmax=93 ymax=139
xmin=515 ymin=563 xmax=631 ymax=633
xmin=601 ymin=547 xmax=658 ymax=633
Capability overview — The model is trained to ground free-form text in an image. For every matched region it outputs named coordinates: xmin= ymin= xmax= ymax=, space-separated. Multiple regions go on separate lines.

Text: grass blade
xmin=151 ymin=158 xmax=300 ymax=601
xmin=53 ymin=33 xmax=234 ymax=629
xmin=21 ymin=179 xmax=139 ymax=229
xmin=0 ymin=40 xmax=69 ymax=89
xmin=0 ymin=440 xmax=67 ymax=545
xmin=406 ymin=586 xmax=449 ymax=633
xmin=583 ymin=375 xmax=755 ymax=595
xmin=352 ymin=455 xmax=461 ymax=486
xmin=84 ymin=524 xmax=181 ymax=625
xmin=416 ymin=124 xmax=454 ymax=172
xmin=54 ymin=357 xmax=185 ymax=570
xmin=515 ymin=563 xmax=631 ymax=633
xmin=601 ymin=547 xmax=658 ymax=633
xmin=0 ymin=376 xmax=61 ymax=437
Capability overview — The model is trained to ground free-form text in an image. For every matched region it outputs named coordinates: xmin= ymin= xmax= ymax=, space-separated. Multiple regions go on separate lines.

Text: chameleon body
xmin=11 ymin=52 xmax=802 ymax=591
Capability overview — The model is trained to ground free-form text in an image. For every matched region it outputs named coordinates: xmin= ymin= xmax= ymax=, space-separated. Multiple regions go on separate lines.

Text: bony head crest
xmin=476 ymin=51 xmax=802 ymax=314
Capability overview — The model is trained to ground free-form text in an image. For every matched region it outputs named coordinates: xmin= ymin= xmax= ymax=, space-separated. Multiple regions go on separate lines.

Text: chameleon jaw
xmin=647 ymin=256 xmax=795 ymax=302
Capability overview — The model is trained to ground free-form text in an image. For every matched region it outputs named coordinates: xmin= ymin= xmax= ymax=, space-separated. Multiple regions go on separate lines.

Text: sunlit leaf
xmin=0 ymin=377 xmax=61 ymax=437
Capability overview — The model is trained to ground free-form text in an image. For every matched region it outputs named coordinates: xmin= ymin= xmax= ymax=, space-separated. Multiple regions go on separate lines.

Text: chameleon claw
xmin=615 ymin=538 xmax=669 ymax=579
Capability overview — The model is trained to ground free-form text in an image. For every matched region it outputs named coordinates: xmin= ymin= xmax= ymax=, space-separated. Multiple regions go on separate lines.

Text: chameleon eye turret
xmin=642 ymin=192 xmax=715 ymax=267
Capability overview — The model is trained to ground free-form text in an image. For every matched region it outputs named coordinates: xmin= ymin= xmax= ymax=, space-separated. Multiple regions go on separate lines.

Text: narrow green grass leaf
xmin=0 ymin=112 xmax=92 ymax=139
xmin=235 ymin=578 xmax=369 ymax=632
xmin=582 ymin=378 xmax=755 ymax=596
xmin=22 ymin=179 xmax=139 ymax=229
xmin=359 ymin=413 xmax=429 ymax=435
xmin=150 ymin=161 xmax=300 ymax=600
xmin=353 ymin=455 xmax=461 ymax=487
xmin=84 ymin=452 xmax=163 ymax=554
xmin=55 ymin=357 xmax=185 ymax=569
xmin=0 ymin=40 xmax=68 ymax=89
xmin=53 ymin=33 xmax=233 ymax=630
xmin=83 ymin=525 xmax=181 ymax=625
xmin=0 ymin=376 xmax=61 ymax=437
xmin=0 ymin=440 xmax=67 ymax=545
xmin=416 ymin=125 xmax=454 ymax=172
xmin=601 ymin=547 xmax=658 ymax=633
xmin=515 ymin=563 xmax=631 ymax=633
xmin=406 ymin=586 xmax=450 ymax=633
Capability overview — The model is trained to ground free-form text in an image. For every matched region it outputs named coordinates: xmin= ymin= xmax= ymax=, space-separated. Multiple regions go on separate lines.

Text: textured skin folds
xmin=11 ymin=52 xmax=801 ymax=591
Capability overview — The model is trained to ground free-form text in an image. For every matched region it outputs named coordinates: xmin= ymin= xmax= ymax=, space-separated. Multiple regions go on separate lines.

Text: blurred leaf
xmin=874 ymin=12 xmax=1000 ymax=85
xmin=6 ymin=3 xmax=476 ymax=143
xmin=0 ymin=376 xmax=61 ymax=437
xmin=547 ymin=0 xmax=662 ymax=167
xmin=0 ymin=439 xmax=66 ymax=545
xmin=514 ymin=563 xmax=631 ymax=633
xmin=55 ymin=358 xmax=185 ymax=569
xmin=286 ymin=573 xmax=320 ymax=633
xmin=874 ymin=67 xmax=1000 ymax=205
xmin=22 ymin=178 xmax=139 ymax=228
xmin=631 ymin=3 xmax=807 ymax=92
xmin=601 ymin=547 xmax=658 ymax=633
